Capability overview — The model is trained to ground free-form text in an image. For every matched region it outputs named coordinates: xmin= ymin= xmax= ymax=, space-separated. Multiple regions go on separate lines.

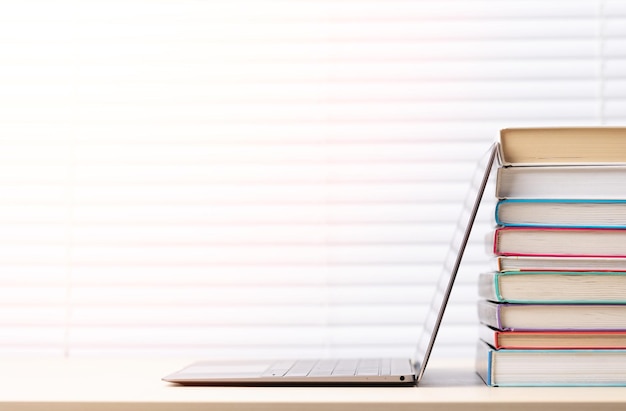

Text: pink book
xmin=493 ymin=227 xmax=626 ymax=258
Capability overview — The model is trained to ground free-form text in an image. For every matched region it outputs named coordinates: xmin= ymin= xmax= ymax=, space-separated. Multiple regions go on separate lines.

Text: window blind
xmin=0 ymin=0 xmax=620 ymax=359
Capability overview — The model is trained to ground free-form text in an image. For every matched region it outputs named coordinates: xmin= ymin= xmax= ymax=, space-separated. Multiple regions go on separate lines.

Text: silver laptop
xmin=163 ymin=143 xmax=498 ymax=386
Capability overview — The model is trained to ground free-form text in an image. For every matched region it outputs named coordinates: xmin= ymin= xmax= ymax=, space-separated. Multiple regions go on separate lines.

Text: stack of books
xmin=475 ymin=127 xmax=626 ymax=386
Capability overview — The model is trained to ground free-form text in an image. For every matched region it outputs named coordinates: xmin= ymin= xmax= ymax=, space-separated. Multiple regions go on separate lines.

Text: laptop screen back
xmin=162 ymin=143 xmax=499 ymax=386
xmin=414 ymin=143 xmax=497 ymax=382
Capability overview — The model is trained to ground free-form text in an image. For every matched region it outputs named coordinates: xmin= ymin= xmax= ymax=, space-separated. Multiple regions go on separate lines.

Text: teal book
xmin=478 ymin=271 xmax=626 ymax=304
xmin=476 ymin=341 xmax=626 ymax=387
xmin=495 ymin=199 xmax=626 ymax=228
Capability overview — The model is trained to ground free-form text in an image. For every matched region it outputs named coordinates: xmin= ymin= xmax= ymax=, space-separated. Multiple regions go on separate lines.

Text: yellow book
xmin=499 ymin=127 xmax=626 ymax=165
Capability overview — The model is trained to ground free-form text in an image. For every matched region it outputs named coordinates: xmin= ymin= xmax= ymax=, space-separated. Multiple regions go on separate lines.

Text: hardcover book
xmin=495 ymin=199 xmax=626 ymax=228
xmin=495 ymin=166 xmax=626 ymax=199
xmin=499 ymin=127 xmax=626 ymax=166
xmin=479 ymin=324 xmax=626 ymax=350
xmin=478 ymin=271 xmax=626 ymax=303
xmin=476 ymin=341 xmax=626 ymax=387
xmin=493 ymin=227 xmax=626 ymax=258
xmin=495 ymin=256 xmax=626 ymax=272
xmin=478 ymin=300 xmax=626 ymax=331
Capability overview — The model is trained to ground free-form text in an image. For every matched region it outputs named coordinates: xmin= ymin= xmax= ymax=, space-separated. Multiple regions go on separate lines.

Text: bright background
xmin=0 ymin=0 xmax=623 ymax=359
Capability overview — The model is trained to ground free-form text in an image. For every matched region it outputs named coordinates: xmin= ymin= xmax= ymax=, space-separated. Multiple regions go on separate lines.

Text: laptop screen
xmin=414 ymin=143 xmax=497 ymax=382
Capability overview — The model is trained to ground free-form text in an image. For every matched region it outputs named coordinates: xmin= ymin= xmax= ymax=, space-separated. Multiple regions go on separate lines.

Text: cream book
xmin=499 ymin=127 xmax=626 ymax=165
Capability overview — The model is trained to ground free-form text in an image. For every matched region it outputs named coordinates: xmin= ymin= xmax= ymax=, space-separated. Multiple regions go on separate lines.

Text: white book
xmin=495 ymin=166 xmax=626 ymax=199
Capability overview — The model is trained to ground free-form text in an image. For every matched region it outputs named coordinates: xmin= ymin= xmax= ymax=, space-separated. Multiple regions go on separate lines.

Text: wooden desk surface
xmin=2 ymin=357 xmax=626 ymax=411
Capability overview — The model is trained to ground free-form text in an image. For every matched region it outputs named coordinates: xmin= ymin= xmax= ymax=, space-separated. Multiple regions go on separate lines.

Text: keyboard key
xmin=358 ymin=359 xmax=379 ymax=368
xmin=357 ymin=359 xmax=380 ymax=376
xmin=332 ymin=359 xmax=364 ymax=376
xmin=262 ymin=368 xmax=290 ymax=377
xmin=391 ymin=359 xmax=413 ymax=375
xmin=309 ymin=369 xmax=333 ymax=377
xmin=333 ymin=359 xmax=358 ymax=374
xmin=380 ymin=359 xmax=391 ymax=376
xmin=262 ymin=360 xmax=296 ymax=377
xmin=331 ymin=369 xmax=357 ymax=376
xmin=309 ymin=360 xmax=337 ymax=377
xmin=285 ymin=360 xmax=317 ymax=377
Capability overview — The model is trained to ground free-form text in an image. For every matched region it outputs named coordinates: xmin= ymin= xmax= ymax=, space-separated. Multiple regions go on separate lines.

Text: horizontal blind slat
xmin=0 ymin=0 xmax=612 ymax=360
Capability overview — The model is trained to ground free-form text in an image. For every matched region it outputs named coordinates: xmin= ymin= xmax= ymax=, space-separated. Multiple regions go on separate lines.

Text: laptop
xmin=163 ymin=143 xmax=498 ymax=386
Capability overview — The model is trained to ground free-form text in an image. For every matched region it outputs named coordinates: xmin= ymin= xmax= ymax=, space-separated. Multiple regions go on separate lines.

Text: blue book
xmin=476 ymin=341 xmax=626 ymax=386
xmin=495 ymin=199 xmax=626 ymax=228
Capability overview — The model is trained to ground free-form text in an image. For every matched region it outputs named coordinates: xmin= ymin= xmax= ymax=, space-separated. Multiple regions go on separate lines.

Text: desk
xmin=2 ymin=357 xmax=626 ymax=411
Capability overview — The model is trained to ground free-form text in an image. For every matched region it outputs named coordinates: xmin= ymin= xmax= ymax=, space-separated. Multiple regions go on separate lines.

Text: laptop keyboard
xmin=262 ymin=358 xmax=413 ymax=377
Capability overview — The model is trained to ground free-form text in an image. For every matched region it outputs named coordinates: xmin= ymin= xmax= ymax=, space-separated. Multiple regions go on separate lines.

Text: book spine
xmin=478 ymin=324 xmax=501 ymax=349
xmin=487 ymin=348 xmax=494 ymax=386
xmin=475 ymin=341 xmax=495 ymax=386
xmin=477 ymin=300 xmax=502 ymax=330
xmin=494 ymin=200 xmax=504 ymax=226
xmin=492 ymin=229 xmax=499 ymax=255
xmin=478 ymin=272 xmax=501 ymax=302
xmin=495 ymin=256 xmax=505 ymax=272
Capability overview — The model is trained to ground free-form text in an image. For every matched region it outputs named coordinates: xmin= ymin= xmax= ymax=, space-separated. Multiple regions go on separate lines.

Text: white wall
xmin=0 ymin=0 xmax=621 ymax=359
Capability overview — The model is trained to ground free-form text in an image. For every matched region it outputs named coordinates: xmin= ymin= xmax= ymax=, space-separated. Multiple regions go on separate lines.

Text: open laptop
xmin=163 ymin=143 xmax=498 ymax=386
